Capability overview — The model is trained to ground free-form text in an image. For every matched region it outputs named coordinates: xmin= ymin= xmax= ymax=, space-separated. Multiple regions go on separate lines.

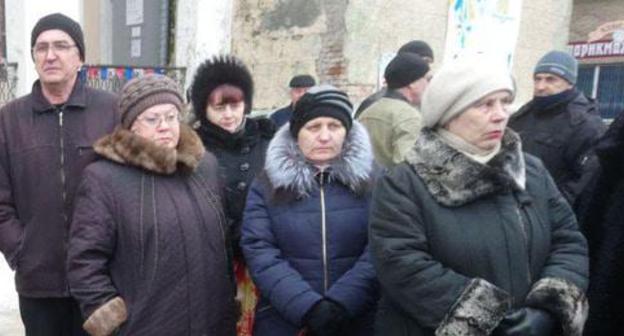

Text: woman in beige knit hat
xmin=369 ymin=58 xmax=589 ymax=336
xmin=67 ymin=74 xmax=237 ymax=335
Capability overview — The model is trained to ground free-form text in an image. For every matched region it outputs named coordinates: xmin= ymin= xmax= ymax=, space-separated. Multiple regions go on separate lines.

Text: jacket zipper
xmin=58 ymin=108 xmax=67 ymax=224
xmin=319 ymin=174 xmax=329 ymax=294
xmin=514 ymin=199 xmax=532 ymax=285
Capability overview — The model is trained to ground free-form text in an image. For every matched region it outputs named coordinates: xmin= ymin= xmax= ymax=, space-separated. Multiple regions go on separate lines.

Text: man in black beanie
xmin=354 ymin=39 xmax=434 ymax=118
xmin=0 ymin=13 xmax=119 ymax=335
xmin=358 ymin=53 xmax=431 ymax=167
xmin=270 ymin=74 xmax=316 ymax=128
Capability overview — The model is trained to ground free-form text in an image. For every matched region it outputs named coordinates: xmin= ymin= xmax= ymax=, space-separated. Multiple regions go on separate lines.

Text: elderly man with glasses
xmin=0 ymin=13 xmax=119 ymax=336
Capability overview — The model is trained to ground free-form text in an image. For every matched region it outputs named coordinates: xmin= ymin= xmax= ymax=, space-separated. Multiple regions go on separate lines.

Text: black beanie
xmin=31 ymin=13 xmax=85 ymax=61
xmin=384 ymin=53 xmax=430 ymax=89
xmin=289 ymin=75 xmax=316 ymax=88
xmin=397 ymin=40 xmax=434 ymax=60
xmin=290 ymin=85 xmax=353 ymax=138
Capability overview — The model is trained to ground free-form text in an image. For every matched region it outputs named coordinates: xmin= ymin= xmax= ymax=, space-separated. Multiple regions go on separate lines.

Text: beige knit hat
xmin=119 ymin=74 xmax=184 ymax=128
xmin=421 ymin=57 xmax=515 ymax=128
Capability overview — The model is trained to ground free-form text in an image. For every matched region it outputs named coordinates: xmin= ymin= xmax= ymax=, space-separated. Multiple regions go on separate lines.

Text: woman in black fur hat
xmin=190 ymin=55 xmax=275 ymax=334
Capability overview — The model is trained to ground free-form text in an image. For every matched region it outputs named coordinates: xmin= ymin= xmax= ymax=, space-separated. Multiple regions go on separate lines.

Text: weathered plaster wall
xmin=231 ymin=0 xmax=573 ymax=111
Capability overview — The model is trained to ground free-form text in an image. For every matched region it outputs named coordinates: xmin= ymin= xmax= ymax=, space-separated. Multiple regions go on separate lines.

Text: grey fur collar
xmin=265 ymin=121 xmax=374 ymax=197
xmin=94 ymin=123 xmax=205 ymax=175
xmin=405 ymin=128 xmax=526 ymax=207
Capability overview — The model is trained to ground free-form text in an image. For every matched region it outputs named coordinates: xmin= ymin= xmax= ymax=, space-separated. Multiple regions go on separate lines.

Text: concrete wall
xmin=175 ymin=0 xmax=233 ymax=91
xmin=232 ymin=0 xmax=574 ymax=112
xmin=512 ymin=0 xmax=573 ymax=105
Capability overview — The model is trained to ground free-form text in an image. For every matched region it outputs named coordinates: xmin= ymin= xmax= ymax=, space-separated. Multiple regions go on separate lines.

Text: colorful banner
xmin=444 ymin=0 xmax=522 ymax=67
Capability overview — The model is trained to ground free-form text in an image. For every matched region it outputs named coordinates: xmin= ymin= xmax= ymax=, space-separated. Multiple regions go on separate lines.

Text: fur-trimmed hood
xmin=405 ymin=127 xmax=526 ymax=207
xmin=94 ymin=123 xmax=205 ymax=175
xmin=265 ymin=121 xmax=374 ymax=197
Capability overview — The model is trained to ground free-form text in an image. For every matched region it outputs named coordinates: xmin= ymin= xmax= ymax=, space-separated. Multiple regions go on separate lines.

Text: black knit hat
xmin=384 ymin=53 xmax=430 ymax=89
xmin=289 ymin=85 xmax=353 ymax=138
xmin=397 ymin=40 xmax=434 ymax=61
xmin=289 ymin=75 xmax=316 ymax=88
xmin=31 ymin=13 xmax=85 ymax=61
xmin=190 ymin=55 xmax=253 ymax=123
xmin=119 ymin=74 xmax=184 ymax=129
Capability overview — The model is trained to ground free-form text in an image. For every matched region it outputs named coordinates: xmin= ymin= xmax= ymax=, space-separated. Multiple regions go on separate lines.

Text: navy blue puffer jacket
xmin=241 ymin=122 xmax=378 ymax=336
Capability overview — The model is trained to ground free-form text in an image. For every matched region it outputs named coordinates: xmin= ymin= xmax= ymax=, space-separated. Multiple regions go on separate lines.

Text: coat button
xmin=237 ymin=181 xmax=247 ymax=191
xmin=241 ymin=146 xmax=251 ymax=154
xmin=240 ymin=163 xmax=250 ymax=172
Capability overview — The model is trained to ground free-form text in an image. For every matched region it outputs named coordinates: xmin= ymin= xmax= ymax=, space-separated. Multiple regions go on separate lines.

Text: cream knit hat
xmin=421 ymin=57 xmax=515 ymax=128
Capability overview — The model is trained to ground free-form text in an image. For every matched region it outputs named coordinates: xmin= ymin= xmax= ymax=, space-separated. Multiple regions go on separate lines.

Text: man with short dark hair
xmin=270 ymin=74 xmax=316 ymax=128
xmin=0 ymin=13 xmax=119 ymax=335
xmin=358 ymin=53 xmax=431 ymax=167
xmin=509 ymin=50 xmax=605 ymax=209
xmin=354 ymin=40 xmax=434 ymax=118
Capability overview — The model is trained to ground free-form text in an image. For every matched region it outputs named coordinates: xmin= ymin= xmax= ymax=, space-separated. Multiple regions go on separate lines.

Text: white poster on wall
xmin=126 ymin=0 xmax=144 ymax=26
xmin=377 ymin=53 xmax=395 ymax=89
xmin=444 ymin=0 xmax=522 ymax=67
xmin=131 ymin=39 xmax=142 ymax=58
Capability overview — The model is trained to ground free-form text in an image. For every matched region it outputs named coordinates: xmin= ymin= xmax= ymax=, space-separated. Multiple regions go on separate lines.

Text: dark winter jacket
xmin=241 ymin=122 xmax=378 ymax=336
xmin=509 ymin=89 xmax=605 ymax=208
xmin=0 ymin=80 xmax=118 ymax=297
xmin=197 ymin=117 xmax=275 ymax=256
xmin=269 ymin=104 xmax=293 ymax=129
xmin=579 ymin=111 xmax=624 ymax=335
xmin=369 ymin=128 xmax=589 ymax=336
xmin=67 ymin=124 xmax=237 ymax=335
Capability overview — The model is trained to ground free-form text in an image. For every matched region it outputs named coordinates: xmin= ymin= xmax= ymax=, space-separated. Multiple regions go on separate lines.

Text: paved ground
xmin=0 ymin=262 xmax=23 ymax=335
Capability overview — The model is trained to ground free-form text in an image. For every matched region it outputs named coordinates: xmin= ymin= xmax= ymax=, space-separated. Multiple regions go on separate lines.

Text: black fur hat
xmin=190 ymin=55 xmax=254 ymax=123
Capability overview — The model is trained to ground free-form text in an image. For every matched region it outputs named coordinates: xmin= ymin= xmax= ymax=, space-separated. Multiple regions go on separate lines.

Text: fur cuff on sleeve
xmin=435 ymin=278 xmax=512 ymax=336
xmin=525 ymin=277 xmax=588 ymax=336
xmin=83 ymin=296 xmax=128 ymax=336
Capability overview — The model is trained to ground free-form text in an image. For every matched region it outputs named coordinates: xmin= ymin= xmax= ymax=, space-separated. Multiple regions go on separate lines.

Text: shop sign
xmin=569 ymin=39 xmax=624 ymax=59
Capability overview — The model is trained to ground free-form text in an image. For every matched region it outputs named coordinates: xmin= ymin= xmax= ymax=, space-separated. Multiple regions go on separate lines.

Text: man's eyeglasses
xmin=136 ymin=113 xmax=180 ymax=128
xmin=32 ymin=42 xmax=77 ymax=57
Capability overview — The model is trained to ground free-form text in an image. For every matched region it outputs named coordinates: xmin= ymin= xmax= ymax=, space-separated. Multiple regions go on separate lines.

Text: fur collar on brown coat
xmin=94 ymin=123 xmax=205 ymax=174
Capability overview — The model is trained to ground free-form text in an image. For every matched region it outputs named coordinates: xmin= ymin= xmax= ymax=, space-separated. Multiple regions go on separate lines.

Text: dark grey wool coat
xmin=369 ymin=128 xmax=589 ymax=336
xmin=67 ymin=124 xmax=237 ymax=335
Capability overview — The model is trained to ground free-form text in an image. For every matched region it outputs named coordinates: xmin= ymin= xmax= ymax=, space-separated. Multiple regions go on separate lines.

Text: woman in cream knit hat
xmin=369 ymin=58 xmax=589 ymax=336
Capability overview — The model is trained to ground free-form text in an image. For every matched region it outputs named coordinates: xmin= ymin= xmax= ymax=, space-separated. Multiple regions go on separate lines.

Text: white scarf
xmin=436 ymin=128 xmax=501 ymax=164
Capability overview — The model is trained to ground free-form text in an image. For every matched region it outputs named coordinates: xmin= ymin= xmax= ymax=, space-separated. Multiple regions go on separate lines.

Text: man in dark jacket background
xmin=269 ymin=74 xmax=316 ymax=128
xmin=0 ymin=13 xmax=118 ymax=335
xmin=509 ymin=50 xmax=605 ymax=210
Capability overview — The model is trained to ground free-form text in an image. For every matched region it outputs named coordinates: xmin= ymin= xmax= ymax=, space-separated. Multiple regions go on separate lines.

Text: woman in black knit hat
xmin=241 ymin=85 xmax=378 ymax=336
xmin=190 ymin=55 xmax=275 ymax=334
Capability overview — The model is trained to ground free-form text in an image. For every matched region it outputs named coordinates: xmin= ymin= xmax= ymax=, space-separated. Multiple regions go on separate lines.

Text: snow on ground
xmin=0 ymin=261 xmax=23 ymax=335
